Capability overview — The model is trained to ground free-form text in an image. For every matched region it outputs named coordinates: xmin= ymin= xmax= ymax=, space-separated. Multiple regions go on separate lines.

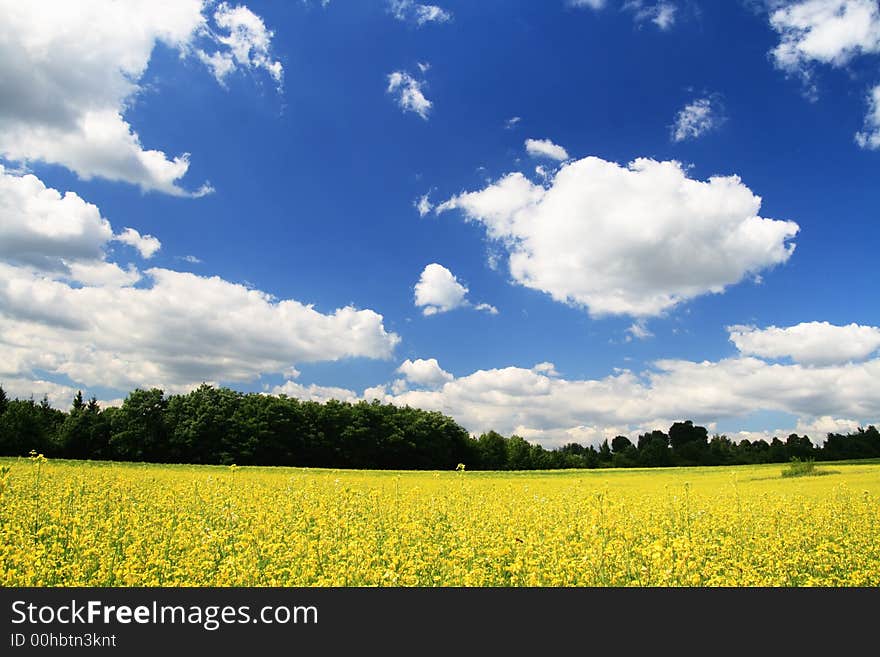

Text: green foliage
xmin=0 ymin=384 xmax=879 ymax=470
xmin=782 ymin=458 xmax=820 ymax=478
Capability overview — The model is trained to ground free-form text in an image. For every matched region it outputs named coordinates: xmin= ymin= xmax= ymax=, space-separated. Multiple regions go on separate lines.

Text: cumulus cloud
xmin=855 ymin=83 xmax=880 ymax=149
xmin=0 ymin=166 xmax=113 ymax=270
xmin=114 ymin=228 xmax=161 ymax=259
xmin=671 ymin=97 xmax=723 ymax=142
xmin=0 ymin=264 xmax=400 ymax=393
xmin=524 ymin=138 xmax=570 ymax=161
xmin=0 ymin=166 xmax=160 ymax=287
xmin=769 ymin=0 xmax=880 ymax=76
xmin=413 ymin=263 xmax=497 ymax=316
xmin=271 ymin=378 xmax=359 ymax=403
xmin=397 ymin=358 xmax=454 ymax=387
xmin=387 ymin=70 xmax=433 ymax=120
xmin=414 ymin=263 xmax=469 ymax=315
xmin=364 ymin=352 xmax=880 ymax=447
xmin=437 ymin=156 xmax=799 ymax=317
xmin=734 ymin=415 xmax=863 ymax=445
xmin=389 ymin=1 xmax=453 ymax=25
xmin=729 ymin=321 xmax=880 ymax=365
xmin=0 ymin=170 xmax=399 ymax=394
xmin=0 ymin=0 xmax=280 ymax=195
xmin=473 ymin=302 xmax=499 ymax=315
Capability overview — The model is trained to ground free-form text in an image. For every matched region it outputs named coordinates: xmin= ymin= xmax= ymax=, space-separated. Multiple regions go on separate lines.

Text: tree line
xmin=0 ymin=384 xmax=878 ymax=469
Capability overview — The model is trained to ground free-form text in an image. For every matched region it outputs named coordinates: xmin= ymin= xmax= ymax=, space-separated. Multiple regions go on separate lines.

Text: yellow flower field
xmin=1 ymin=456 xmax=878 ymax=586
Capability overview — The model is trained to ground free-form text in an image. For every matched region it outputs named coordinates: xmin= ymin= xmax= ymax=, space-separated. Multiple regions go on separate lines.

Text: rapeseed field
xmin=1 ymin=455 xmax=878 ymax=586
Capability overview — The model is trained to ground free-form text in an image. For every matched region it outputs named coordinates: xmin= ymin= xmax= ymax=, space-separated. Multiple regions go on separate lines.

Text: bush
xmin=782 ymin=457 xmax=817 ymax=478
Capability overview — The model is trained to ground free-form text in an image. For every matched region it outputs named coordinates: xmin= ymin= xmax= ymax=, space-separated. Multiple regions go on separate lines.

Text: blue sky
xmin=2 ymin=0 xmax=880 ymax=446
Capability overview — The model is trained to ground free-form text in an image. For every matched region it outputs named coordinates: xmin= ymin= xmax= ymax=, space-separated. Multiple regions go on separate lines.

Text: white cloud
xmin=532 ymin=362 xmax=560 ymax=376
xmin=114 ymin=228 xmax=161 ymax=259
xmin=389 ymin=1 xmax=452 ymax=26
xmin=413 ymin=264 xmax=498 ymax=316
xmin=179 ymin=255 xmax=203 ymax=264
xmin=769 ymin=0 xmax=880 ymax=76
xmin=271 ymin=379 xmax=359 ymax=403
xmin=626 ymin=320 xmax=654 ymax=340
xmin=624 ymin=1 xmax=678 ymax=30
xmin=0 ymin=166 xmax=113 ymax=270
xmin=473 ymin=302 xmax=499 ymax=315
xmin=199 ymin=2 xmax=284 ymax=87
xmin=855 ymin=83 xmax=880 ymax=149
xmin=734 ymin=415 xmax=862 ymax=445
xmin=505 ymin=117 xmax=522 ymax=129
xmin=414 ymin=263 xmax=469 ymax=315
xmin=66 ymin=261 xmax=141 ymax=288
xmin=415 ymin=193 xmax=434 ymax=217
xmin=568 ymin=0 xmax=607 ymax=9
xmin=729 ymin=321 xmax=880 ymax=365
xmin=387 ymin=70 xmax=433 ymax=120
xmin=397 ymin=358 xmax=453 ymax=387
xmin=0 ymin=170 xmax=400 ymax=394
xmin=672 ymin=97 xmax=722 ymax=142
xmin=368 ymin=353 xmax=880 ymax=447
xmin=437 ymin=156 xmax=799 ymax=317
xmin=0 ymin=0 xmax=280 ymax=195
xmin=524 ymin=138 xmax=570 ymax=161
xmin=0 ymin=263 xmax=400 ymax=392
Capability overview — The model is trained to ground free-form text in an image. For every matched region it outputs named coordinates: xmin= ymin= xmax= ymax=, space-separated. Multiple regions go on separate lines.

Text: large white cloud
xmin=769 ymin=0 xmax=880 ymax=74
xmin=0 ymin=166 xmax=158 ymax=275
xmin=363 ymin=352 xmax=880 ymax=447
xmin=0 ymin=170 xmax=399 ymax=395
xmin=0 ymin=0 xmax=281 ymax=195
xmin=729 ymin=321 xmax=880 ymax=365
xmin=437 ymin=156 xmax=799 ymax=317
xmin=0 ymin=264 xmax=400 ymax=393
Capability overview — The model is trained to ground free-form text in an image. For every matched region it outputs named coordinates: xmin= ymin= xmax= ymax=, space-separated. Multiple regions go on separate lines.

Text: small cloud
xmin=568 ymin=0 xmax=606 ymax=9
xmin=855 ymin=84 xmax=880 ymax=150
xmin=387 ymin=70 xmax=432 ymax=120
xmin=414 ymin=263 xmax=468 ymax=315
xmin=624 ymin=1 xmax=678 ymax=31
xmin=525 ymin=138 xmax=569 ymax=161
xmin=178 ymin=255 xmax=202 ymax=264
xmin=671 ymin=96 xmax=723 ymax=142
xmin=389 ymin=1 xmax=452 ymax=26
xmin=626 ymin=320 xmax=654 ymax=341
xmin=532 ymin=362 xmax=559 ymax=376
xmin=114 ymin=228 xmax=161 ymax=258
xmin=415 ymin=193 xmax=434 ymax=217
xmin=397 ymin=357 xmax=453 ymax=387
xmin=505 ymin=116 xmax=522 ymax=129
xmin=414 ymin=263 xmax=497 ymax=316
